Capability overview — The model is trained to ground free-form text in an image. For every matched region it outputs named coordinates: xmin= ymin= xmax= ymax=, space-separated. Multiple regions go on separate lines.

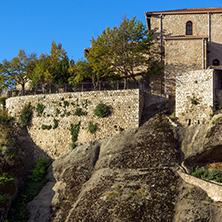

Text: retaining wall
xmin=6 ymin=89 xmax=143 ymax=159
xmin=176 ymin=69 xmax=214 ymax=125
xmin=178 ymin=171 xmax=222 ymax=202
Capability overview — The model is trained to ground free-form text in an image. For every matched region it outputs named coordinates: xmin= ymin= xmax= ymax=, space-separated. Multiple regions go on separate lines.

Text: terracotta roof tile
xmin=146 ymin=7 xmax=222 ymax=15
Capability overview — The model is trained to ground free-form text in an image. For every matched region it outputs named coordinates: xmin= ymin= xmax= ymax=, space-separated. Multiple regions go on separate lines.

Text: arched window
xmin=186 ymin=21 xmax=193 ymax=35
xmin=213 ymin=59 xmax=220 ymax=66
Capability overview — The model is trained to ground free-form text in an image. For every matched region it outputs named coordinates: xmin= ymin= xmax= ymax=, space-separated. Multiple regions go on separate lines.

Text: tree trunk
xmin=22 ymin=83 xmax=25 ymax=96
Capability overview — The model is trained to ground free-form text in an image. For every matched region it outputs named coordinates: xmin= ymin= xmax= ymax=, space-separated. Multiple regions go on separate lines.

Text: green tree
xmin=49 ymin=41 xmax=70 ymax=86
xmin=68 ymin=59 xmax=93 ymax=87
xmin=85 ymin=16 xmax=160 ymax=88
xmin=29 ymin=54 xmax=53 ymax=91
xmin=85 ymin=27 xmax=116 ymax=89
xmin=0 ymin=50 xmax=36 ymax=95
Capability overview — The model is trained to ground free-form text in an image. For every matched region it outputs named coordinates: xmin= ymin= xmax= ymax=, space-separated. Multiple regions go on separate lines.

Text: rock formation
xmin=26 ymin=114 xmax=222 ymax=221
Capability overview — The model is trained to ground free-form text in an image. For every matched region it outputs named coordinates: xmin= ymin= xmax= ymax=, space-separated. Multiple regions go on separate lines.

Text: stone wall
xmin=150 ymin=11 xmax=222 ymax=101
xmin=165 ymin=38 xmax=205 ymax=96
xmin=176 ymin=69 xmax=214 ymax=125
xmin=150 ymin=12 xmax=222 ymax=66
xmin=178 ymin=171 xmax=222 ymax=202
xmin=6 ymin=89 xmax=142 ymax=159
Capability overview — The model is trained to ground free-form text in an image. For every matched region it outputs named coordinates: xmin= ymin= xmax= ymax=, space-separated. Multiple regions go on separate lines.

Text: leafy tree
xmin=30 ymin=42 xmax=70 ymax=91
xmin=85 ymin=28 xmax=117 ymax=89
xmin=68 ymin=59 xmax=94 ymax=87
xmin=85 ymin=16 xmax=160 ymax=88
xmin=29 ymin=54 xmax=53 ymax=91
xmin=0 ymin=50 xmax=36 ymax=95
xmin=49 ymin=41 xmax=70 ymax=86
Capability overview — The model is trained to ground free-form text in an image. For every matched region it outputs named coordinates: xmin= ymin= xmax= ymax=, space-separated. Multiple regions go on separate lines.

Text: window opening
xmin=213 ymin=59 xmax=220 ymax=66
xmin=186 ymin=21 xmax=192 ymax=35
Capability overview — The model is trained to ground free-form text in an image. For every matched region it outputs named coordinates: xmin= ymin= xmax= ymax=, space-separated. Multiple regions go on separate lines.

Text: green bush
xmin=88 ymin=121 xmax=97 ymax=134
xmin=0 ymin=195 xmax=11 ymax=206
xmin=55 ymin=108 xmax=61 ymax=116
xmin=0 ymin=110 xmax=13 ymax=125
xmin=94 ymin=103 xmax=111 ymax=117
xmin=0 ymin=173 xmax=15 ymax=184
xmin=63 ymin=100 xmax=69 ymax=107
xmin=20 ymin=103 xmax=33 ymax=127
xmin=53 ymin=118 xmax=59 ymax=129
xmin=74 ymin=108 xmax=87 ymax=116
xmin=41 ymin=124 xmax=52 ymax=130
xmin=36 ymin=103 xmax=45 ymax=117
xmin=7 ymin=158 xmax=51 ymax=222
xmin=191 ymin=166 xmax=222 ymax=182
xmin=69 ymin=121 xmax=81 ymax=149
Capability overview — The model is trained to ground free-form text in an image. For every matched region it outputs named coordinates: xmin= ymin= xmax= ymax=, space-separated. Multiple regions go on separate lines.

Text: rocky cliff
xmin=26 ymin=114 xmax=222 ymax=222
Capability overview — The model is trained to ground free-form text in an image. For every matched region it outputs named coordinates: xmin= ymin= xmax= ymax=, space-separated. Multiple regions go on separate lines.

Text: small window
xmin=213 ymin=59 xmax=220 ymax=66
xmin=186 ymin=21 xmax=192 ymax=35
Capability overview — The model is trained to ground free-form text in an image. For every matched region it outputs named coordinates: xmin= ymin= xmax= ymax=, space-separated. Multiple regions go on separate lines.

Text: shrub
xmin=55 ymin=108 xmax=61 ymax=116
xmin=0 ymin=110 xmax=13 ymax=125
xmin=88 ymin=121 xmax=97 ymax=134
xmin=36 ymin=103 xmax=45 ymax=117
xmin=74 ymin=108 xmax=87 ymax=116
xmin=63 ymin=100 xmax=69 ymax=107
xmin=20 ymin=103 xmax=33 ymax=127
xmin=0 ymin=195 xmax=11 ymax=206
xmin=0 ymin=173 xmax=15 ymax=185
xmin=41 ymin=124 xmax=52 ymax=130
xmin=191 ymin=166 xmax=222 ymax=182
xmin=7 ymin=158 xmax=51 ymax=221
xmin=94 ymin=103 xmax=111 ymax=117
xmin=69 ymin=121 xmax=81 ymax=149
xmin=53 ymin=118 xmax=59 ymax=129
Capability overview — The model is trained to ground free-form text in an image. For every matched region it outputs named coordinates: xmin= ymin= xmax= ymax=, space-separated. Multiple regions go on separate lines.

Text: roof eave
xmin=164 ymin=36 xmax=208 ymax=40
xmin=145 ymin=10 xmax=222 ymax=16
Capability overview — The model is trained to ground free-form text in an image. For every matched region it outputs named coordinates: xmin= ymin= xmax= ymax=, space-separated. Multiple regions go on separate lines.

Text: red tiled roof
xmin=146 ymin=7 xmax=222 ymax=15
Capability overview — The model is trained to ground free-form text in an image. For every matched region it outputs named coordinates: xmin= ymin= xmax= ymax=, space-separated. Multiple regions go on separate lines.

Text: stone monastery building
xmin=145 ymin=7 xmax=222 ymax=125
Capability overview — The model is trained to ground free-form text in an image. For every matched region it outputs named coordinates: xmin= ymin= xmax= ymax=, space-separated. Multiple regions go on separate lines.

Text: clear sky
xmin=0 ymin=0 xmax=221 ymax=62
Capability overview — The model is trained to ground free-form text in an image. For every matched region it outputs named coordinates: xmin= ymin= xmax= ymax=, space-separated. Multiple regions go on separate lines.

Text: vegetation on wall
xmin=69 ymin=121 xmax=81 ymax=149
xmin=41 ymin=124 xmax=52 ymax=130
xmin=88 ymin=121 xmax=98 ymax=134
xmin=36 ymin=103 xmax=46 ymax=117
xmin=74 ymin=107 xmax=87 ymax=116
xmin=210 ymin=101 xmax=222 ymax=117
xmin=19 ymin=102 xmax=33 ymax=127
xmin=53 ymin=118 xmax=59 ymax=129
xmin=94 ymin=102 xmax=111 ymax=117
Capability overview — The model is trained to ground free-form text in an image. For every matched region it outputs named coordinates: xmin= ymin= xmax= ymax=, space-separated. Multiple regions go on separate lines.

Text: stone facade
xmin=145 ymin=8 xmax=222 ymax=124
xmin=165 ymin=38 xmax=207 ymax=96
xmin=6 ymin=89 xmax=143 ymax=159
xmin=147 ymin=9 xmax=222 ymax=69
xmin=176 ymin=69 xmax=214 ymax=125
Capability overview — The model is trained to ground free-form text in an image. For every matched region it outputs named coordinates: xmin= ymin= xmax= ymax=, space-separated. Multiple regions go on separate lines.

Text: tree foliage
xmin=68 ymin=59 xmax=93 ymax=86
xmin=85 ymin=16 xmax=161 ymax=88
xmin=29 ymin=41 xmax=70 ymax=89
xmin=0 ymin=50 xmax=36 ymax=94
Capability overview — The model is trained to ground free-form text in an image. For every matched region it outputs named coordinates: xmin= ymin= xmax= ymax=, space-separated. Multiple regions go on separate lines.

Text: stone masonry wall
xmin=178 ymin=171 xmax=222 ymax=202
xmin=176 ymin=69 xmax=214 ymax=125
xmin=6 ymin=89 xmax=142 ymax=159
xmin=151 ymin=11 xmax=222 ymax=68
xmin=165 ymin=38 xmax=204 ymax=96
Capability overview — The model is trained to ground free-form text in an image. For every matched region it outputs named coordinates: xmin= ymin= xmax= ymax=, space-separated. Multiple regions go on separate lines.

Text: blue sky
xmin=0 ymin=0 xmax=221 ymax=62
